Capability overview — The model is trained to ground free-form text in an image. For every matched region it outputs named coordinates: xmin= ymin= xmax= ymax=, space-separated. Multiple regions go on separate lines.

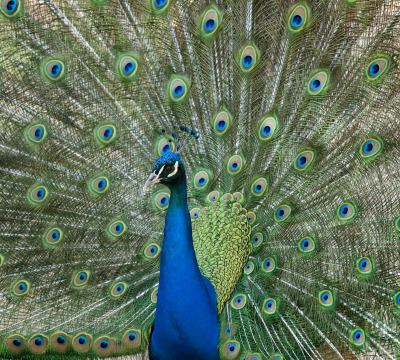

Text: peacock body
xmin=0 ymin=0 xmax=400 ymax=359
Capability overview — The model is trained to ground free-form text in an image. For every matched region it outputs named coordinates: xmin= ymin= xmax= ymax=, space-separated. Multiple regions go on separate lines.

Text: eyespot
xmin=244 ymin=261 xmax=254 ymax=275
xmin=308 ymin=71 xmax=329 ymax=95
xmin=247 ymin=212 xmax=256 ymax=225
xmin=72 ymin=334 xmax=92 ymax=353
xmin=246 ymin=355 xmax=261 ymax=360
xmin=263 ymin=298 xmax=277 ymax=315
xmin=251 ymin=177 xmax=267 ymax=196
xmin=154 ymin=192 xmax=170 ymax=210
xmin=366 ymin=57 xmax=389 ymax=80
xmin=169 ymin=77 xmax=189 ymax=103
xmin=6 ymin=334 xmax=26 ymax=355
xmin=110 ymin=282 xmax=128 ymax=298
xmin=207 ymin=190 xmax=220 ymax=203
xmin=151 ymin=0 xmax=169 ymax=12
xmin=274 ymin=204 xmax=292 ymax=222
xmin=227 ymin=155 xmax=244 ymax=175
xmin=252 ymin=232 xmax=263 ymax=248
xmin=13 ymin=280 xmax=30 ymax=296
xmin=157 ymin=138 xmax=175 ymax=157
xmin=151 ymin=287 xmax=158 ymax=303
xmin=337 ymin=202 xmax=357 ymax=222
xmin=108 ymin=220 xmax=127 ymax=237
xmin=239 ymin=45 xmax=259 ymax=73
xmin=28 ymin=185 xmax=49 ymax=204
xmin=90 ymin=176 xmax=110 ymax=195
xmin=223 ymin=341 xmax=240 ymax=358
xmin=144 ymin=243 xmax=161 ymax=259
xmin=190 ymin=208 xmax=200 ymax=220
xmin=350 ymin=328 xmax=365 ymax=347
xmin=119 ymin=56 xmax=138 ymax=79
xmin=262 ymin=257 xmax=276 ymax=273
xmin=44 ymin=60 xmax=65 ymax=81
xmin=27 ymin=124 xmax=47 ymax=144
xmin=1 ymin=0 xmax=21 ymax=17
xmin=288 ymin=4 xmax=308 ymax=32
xmin=73 ymin=270 xmax=90 ymax=287
xmin=394 ymin=292 xmax=400 ymax=310
xmin=123 ymin=330 xmax=141 ymax=348
xmin=357 ymin=256 xmax=373 ymax=275
xmin=294 ymin=150 xmax=315 ymax=171
xmin=258 ymin=116 xmax=277 ymax=141
xmin=201 ymin=8 xmax=220 ymax=36
xmin=96 ymin=125 xmax=117 ymax=145
xmin=318 ymin=290 xmax=334 ymax=308
xmin=360 ymin=138 xmax=383 ymax=159
xmin=395 ymin=217 xmax=400 ymax=232
xmin=213 ymin=110 xmax=231 ymax=135
xmin=231 ymin=294 xmax=246 ymax=309
xmin=233 ymin=192 xmax=244 ymax=203
xmin=194 ymin=171 xmax=209 ymax=190
xmin=298 ymin=236 xmax=315 ymax=254
xmin=50 ymin=332 xmax=71 ymax=352
xmin=44 ymin=227 xmax=63 ymax=246
xmin=28 ymin=335 xmax=48 ymax=354
xmin=94 ymin=337 xmax=116 ymax=356
xmin=221 ymin=324 xmax=237 ymax=339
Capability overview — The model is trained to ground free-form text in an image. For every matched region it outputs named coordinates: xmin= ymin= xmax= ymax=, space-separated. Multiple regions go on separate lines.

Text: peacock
xmin=0 ymin=0 xmax=400 ymax=359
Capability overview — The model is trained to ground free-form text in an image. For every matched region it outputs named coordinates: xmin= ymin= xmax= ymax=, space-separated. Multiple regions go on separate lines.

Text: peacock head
xmin=143 ymin=153 xmax=185 ymax=191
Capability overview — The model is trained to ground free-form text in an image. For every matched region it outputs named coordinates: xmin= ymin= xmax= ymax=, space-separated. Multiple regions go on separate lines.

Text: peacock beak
xmin=143 ymin=165 xmax=165 ymax=192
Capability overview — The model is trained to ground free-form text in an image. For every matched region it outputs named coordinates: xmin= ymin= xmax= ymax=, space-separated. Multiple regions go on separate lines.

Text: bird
xmin=0 ymin=0 xmax=399 ymax=359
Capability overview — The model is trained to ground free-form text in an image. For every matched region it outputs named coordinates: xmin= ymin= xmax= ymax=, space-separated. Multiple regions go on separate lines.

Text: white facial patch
xmin=167 ymin=161 xmax=179 ymax=178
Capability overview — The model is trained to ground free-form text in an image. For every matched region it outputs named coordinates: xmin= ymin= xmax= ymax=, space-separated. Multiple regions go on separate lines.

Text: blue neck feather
xmin=150 ymin=174 xmax=220 ymax=360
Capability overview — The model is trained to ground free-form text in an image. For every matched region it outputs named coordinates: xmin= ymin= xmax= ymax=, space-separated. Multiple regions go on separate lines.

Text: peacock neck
xmin=150 ymin=175 xmax=220 ymax=360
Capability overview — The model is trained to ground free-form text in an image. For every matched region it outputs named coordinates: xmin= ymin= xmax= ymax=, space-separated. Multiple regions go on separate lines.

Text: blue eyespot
xmin=128 ymin=333 xmax=136 ymax=341
xmin=369 ymin=63 xmax=380 ymax=77
xmin=51 ymin=230 xmax=59 ymax=241
xmin=78 ymin=336 xmax=87 ymax=345
xmin=246 ymin=264 xmax=250 ymax=270
xmin=116 ymin=285 xmax=123 ymax=293
xmin=397 ymin=294 xmax=400 ymax=305
xmin=173 ymin=85 xmax=184 ymax=97
xmin=262 ymin=125 xmax=271 ymax=136
xmin=310 ymin=78 xmax=321 ymax=91
xmin=354 ymin=331 xmax=362 ymax=341
xmin=79 ymin=273 xmax=87 ymax=282
xmin=254 ymin=184 xmax=263 ymax=193
xmin=228 ymin=344 xmax=236 ymax=352
xmin=6 ymin=0 xmax=18 ymax=14
xmin=13 ymin=338 xmax=22 ymax=347
xmin=197 ymin=177 xmax=206 ymax=186
xmin=115 ymin=223 xmax=122 ymax=233
xmin=57 ymin=336 xmax=66 ymax=344
xmin=291 ymin=14 xmax=303 ymax=28
xmin=98 ymin=180 xmax=106 ymax=191
xmin=212 ymin=196 xmax=216 ymax=200
xmin=155 ymin=0 xmax=167 ymax=8
xmin=297 ymin=155 xmax=307 ymax=167
xmin=225 ymin=327 xmax=232 ymax=334
xmin=242 ymin=55 xmax=253 ymax=68
xmin=253 ymin=236 xmax=259 ymax=244
xmin=34 ymin=127 xmax=43 ymax=140
xmin=265 ymin=260 xmax=271 ymax=268
xmin=19 ymin=283 xmax=26 ymax=292
xmin=193 ymin=213 xmax=198 ymax=218
xmin=51 ymin=63 xmax=62 ymax=77
xmin=340 ymin=205 xmax=349 ymax=216
xmin=321 ymin=292 xmax=330 ymax=302
xmin=230 ymin=162 xmax=238 ymax=170
xmin=277 ymin=208 xmax=285 ymax=219
xmin=360 ymin=259 xmax=368 ymax=270
xmin=235 ymin=297 xmax=242 ymax=304
xmin=34 ymin=337 xmax=43 ymax=346
xmin=36 ymin=189 xmax=45 ymax=200
xmin=301 ymin=239 xmax=309 ymax=249
xmin=150 ymin=246 xmax=157 ymax=254
xmin=103 ymin=127 xmax=113 ymax=140
xmin=204 ymin=19 xmax=216 ymax=32
xmin=123 ymin=61 xmax=135 ymax=75
xmin=160 ymin=196 xmax=169 ymax=206
xmin=100 ymin=340 xmax=109 ymax=349
xmin=266 ymin=300 xmax=274 ymax=308
xmin=363 ymin=141 xmax=373 ymax=154
xmin=217 ymin=120 xmax=226 ymax=130
xmin=162 ymin=144 xmax=171 ymax=155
